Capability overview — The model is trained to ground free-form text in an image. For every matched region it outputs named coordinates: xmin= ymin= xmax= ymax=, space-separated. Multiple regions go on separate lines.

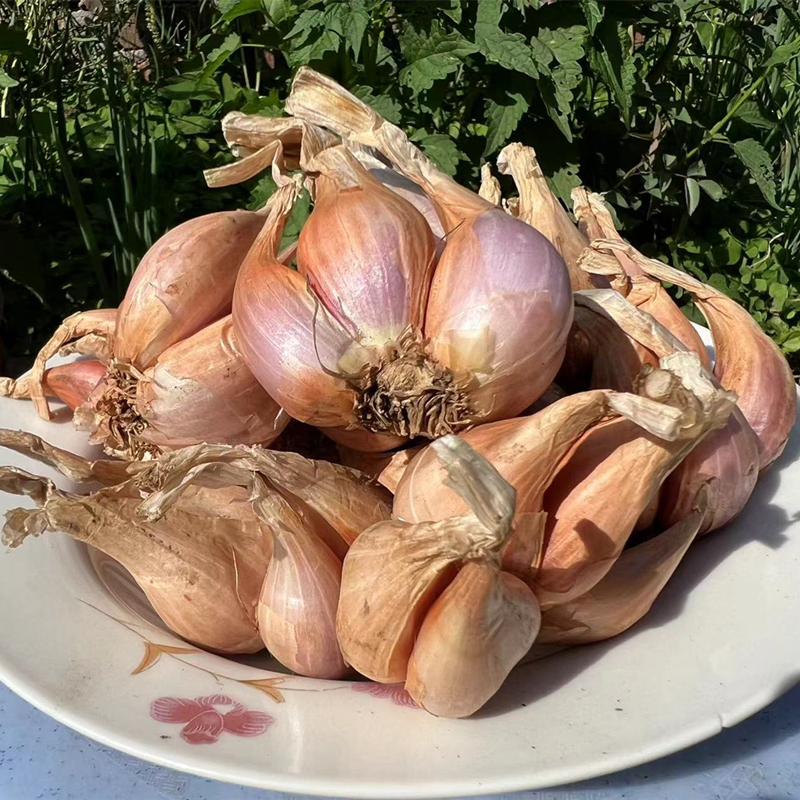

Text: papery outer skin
xmin=5 ymin=479 xmax=267 ymax=653
xmin=298 ymin=156 xmax=437 ymax=346
xmin=627 ymin=278 xmax=711 ymax=370
xmin=115 ymin=210 xmax=265 ymax=369
xmin=538 ymin=503 xmax=704 ymax=645
xmin=337 ymin=444 xmax=423 ymax=493
xmin=258 ymin=511 xmax=348 ymax=679
xmin=42 ymin=360 xmax=107 ymax=410
xmin=536 ymin=417 xmax=689 ymax=608
xmin=659 ymin=405 xmax=759 ymax=533
xmin=425 ymin=209 xmax=574 ymax=421
xmin=137 ymin=316 xmax=288 ymax=448
xmin=405 ymin=563 xmax=541 ymax=718
xmin=337 ymin=517 xmax=462 ymax=683
xmin=393 ymin=390 xmax=613 ymax=525
xmin=233 ymin=237 xmax=358 ymax=429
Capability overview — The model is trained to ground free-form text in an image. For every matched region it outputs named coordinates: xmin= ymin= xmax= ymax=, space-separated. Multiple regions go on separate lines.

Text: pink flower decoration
xmin=151 ymin=694 xmax=274 ymax=745
xmin=351 ymin=682 xmax=419 ymax=709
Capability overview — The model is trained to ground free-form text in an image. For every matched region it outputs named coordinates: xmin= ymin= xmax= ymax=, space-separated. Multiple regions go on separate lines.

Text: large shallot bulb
xmin=338 ymin=436 xmax=540 ymax=717
xmin=11 ymin=187 xmax=300 ymax=458
xmin=282 ymin=68 xmax=573 ymax=447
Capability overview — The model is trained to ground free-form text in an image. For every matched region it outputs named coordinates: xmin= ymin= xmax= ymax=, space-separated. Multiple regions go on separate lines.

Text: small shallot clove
xmin=338 ymin=436 xmax=540 ymax=717
xmin=538 ymin=485 xmax=709 ymax=644
xmin=0 ymin=359 xmax=106 ymax=411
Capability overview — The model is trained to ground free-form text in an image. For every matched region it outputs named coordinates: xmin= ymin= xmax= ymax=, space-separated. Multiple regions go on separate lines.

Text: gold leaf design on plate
xmin=132 ymin=641 xmax=199 ymax=675
xmin=238 ymin=677 xmax=287 ymax=704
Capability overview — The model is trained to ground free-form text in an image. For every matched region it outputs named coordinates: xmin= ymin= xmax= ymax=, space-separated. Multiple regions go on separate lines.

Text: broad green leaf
xmin=444 ymin=0 xmax=463 ymax=23
xmin=475 ymin=0 xmax=540 ymax=79
xmin=483 ymin=91 xmax=529 ymax=156
xmin=551 ymin=162 xmax=582 ymax=205
xmin=538 ymin=26 xmax=586 ymax=65
xmin=286 ymin=9 xmax=327 ymax=41
xmin=217 ymin=0 xmax=262 ymax=23
xmin=781 ymin=332 xmax=800 ymax=354
xmin=285 ymin=30 xmax=342 ymax=66
xmin=770 ymin=281 xmax=789 ymax=312
xmin=344 ymin=0 xmax=369 ymax=61
xmin=764 ymin=37 xmax=800 ymax=67
xmin=0 ymin=68 xmax=18 ymax=88
xmin=591 ymin=18 xmax=635 ymax=127
xmin=699 ymin=179 xmax=724 ymax=201
xmin=733 ymin=101 xmax=776 ymax=130
xmin=552 ymin=60 xmax=582 ymax=91
xmin=413 ymin=132 xmax=463 ymax=176
xmin=263 ymin=0 xmax=295 ymax=25
xmin=581 ymin=0 xmax=603 ymax=36
xmin=732 ymin=138 xmax=781 ymax=210
xmin=685 ymin=177 xmax=700 ymax=215
xmin=198 ymin=33 xmax=241 ymax=85
xmin=539 ymin=78 xmax=573 ymax=142
xmin=351 ymin=86 xmax=402 ymax=125
xmin=686 ymin=160 xmax=705 ymax=178
xmin=399 ymin=21 xmax=478 ymax=92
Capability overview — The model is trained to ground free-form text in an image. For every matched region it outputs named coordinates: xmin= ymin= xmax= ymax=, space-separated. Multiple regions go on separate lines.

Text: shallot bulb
xmin=611 ymin=243 xmax=797 ymax=470
xmin=12 ymin=188 xmax=299 ymax=459
xmin=281 ymin=68 xmax=573 ymax=447
xmin=114 ymin=209 xmax=265 ymax=369
xmin=338 ymin=436 xmax=540 ymax=717
xmin=0 ymin=359 xmax=106 ymax=411
xmin=574 ymin=288 xmax=761 ymax=534
xmin=497 ymin=143 xmax=597 ymax=291
xmin=0 ymin=434 xmax=391 ymax=662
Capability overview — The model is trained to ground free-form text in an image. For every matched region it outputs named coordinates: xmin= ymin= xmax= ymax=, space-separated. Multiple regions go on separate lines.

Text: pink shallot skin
xmin=138 ymin=315 xmax=288 ymax=449
xmin=42 ymin=360 xmax=107 ymax=410
xmin=116 ymin=210 xmax=265 ymax=369
xmin=426 ymin=208 xmax=574 ymax=422
xmin=298 ymin=159 xmax=437 ymax=345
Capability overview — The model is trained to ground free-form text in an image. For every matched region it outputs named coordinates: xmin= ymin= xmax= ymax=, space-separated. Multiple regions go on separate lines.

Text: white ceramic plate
xmin=0 ymin=340 xmax=799 ymax=799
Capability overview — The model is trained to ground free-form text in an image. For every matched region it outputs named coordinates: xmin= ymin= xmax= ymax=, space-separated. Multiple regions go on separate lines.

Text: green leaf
xmin=538 ymin=26 xmax=586 ymax=65
xmin=0 ymin=68 xmax=18 ymax=88
xmin=732 ymin=138 xmax=781 ymax=210
xmin=483 ymin=90 xmax=529 ymax=157
xmin=351 ymin=86 xmax=402 ymax=125
xmin=698 ymin=179 xmax=724 ymax=201
xmin=400 ymin=21 xmax=478 ymax=92
xmin=733 ymin=101 xmax=776 ymax=130
xmin=781 ymin=332 xmax=800 ymax=354
xmin=539 ymin=78 xmax=573 ymax=142
xmin=444 ymin=0 xmax=463 ymax=23
xmin=770 ymin=281 xmax=789 ymax=312
xmin=551 ymin=162 xmax=582 ymax=205
xmin=285 ymin=29 xmax=342 ymax=66
xmin=413 ymin=132 xmax=463 ymax=176
xmin=685 ymin=177 xmax=700 ymax=215
xmin=263 ymin=0 xmax=295 ymax=25
xmin=764 ymin=37 xmax=800 ymax=67
xmin=580 ymin=0 xmax=603 ymax=35
xmin=286 ymin=9 xmax=326 ymax=42
xmin=344 ymin=0 xmax=370 ymax=61
xmin=591 ymin=18 xmax=635 ymax=127
xmin=198 ymin=33 xmax=241 ymax=84
xmin=218 ymin=0 xmax=262 ymax=23
xmin=475 ymin=0 xmax=540 ymax=79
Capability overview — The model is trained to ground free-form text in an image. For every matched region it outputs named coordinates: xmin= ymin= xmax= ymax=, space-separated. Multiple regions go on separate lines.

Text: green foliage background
xmin=0 ymin=0 xmax=798 ymax=371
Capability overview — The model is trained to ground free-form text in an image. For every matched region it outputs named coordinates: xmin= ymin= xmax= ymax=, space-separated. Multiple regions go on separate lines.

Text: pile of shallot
xmin=0 ymin=69 xmax=795 ymax=719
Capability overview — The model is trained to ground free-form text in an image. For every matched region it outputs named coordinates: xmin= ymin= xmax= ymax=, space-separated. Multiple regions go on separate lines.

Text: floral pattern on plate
xmin=151 ymin=694 xmax=274 ymax=744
